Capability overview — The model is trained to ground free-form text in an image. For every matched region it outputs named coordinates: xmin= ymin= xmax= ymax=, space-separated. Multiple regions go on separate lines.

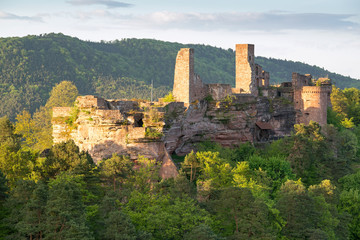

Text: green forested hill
xmin=0 ymin=33 xmax=359 ymax=119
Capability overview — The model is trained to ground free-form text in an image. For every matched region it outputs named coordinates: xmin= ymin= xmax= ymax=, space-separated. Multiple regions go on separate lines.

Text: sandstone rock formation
xmin=52 ymin=95 xmax=178 ymax=179
xmin=163 ymin=94 xmax=296 ymax=155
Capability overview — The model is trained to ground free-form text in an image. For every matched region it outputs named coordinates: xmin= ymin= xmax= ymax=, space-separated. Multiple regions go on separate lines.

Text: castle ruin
xmin=52 ymin=43 xmax=332 ymax=176
xmin=173 ymin=48 xmax=206 ymax=104
xmin=234 ymin=44 xmax=270 ymax=95
xmin=172 ymin=44 xmax=331 ymax=126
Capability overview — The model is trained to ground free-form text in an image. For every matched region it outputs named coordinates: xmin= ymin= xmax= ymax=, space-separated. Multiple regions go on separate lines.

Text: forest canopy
xmin=2 ymin=33 xmax=360 ymax=239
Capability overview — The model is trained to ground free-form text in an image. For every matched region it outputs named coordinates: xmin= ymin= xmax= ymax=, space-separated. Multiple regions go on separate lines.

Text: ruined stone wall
xmin=235 ymin=44 xmax=257 ymax=95
xmin=206 ymin=84 xmax=232 ymax=101
xmin=94 ymin=110 xmax=123 ymax=123
xmin=173 ymin=48 xmax=193 ymax=103
xmin=325 ymin=85 xmax=332 ymax=108
xmin=232 ymin=94 xmax=256 ymax=103
xmin=278 ymin=89 xmax=294 ymax=103
xmin=317 ymin=79 xmax=332 ymax=108
xmin=173 ymin=48 xmax=206 ymax=104
xmin=255 ymin=64 xmax=263 ymax=87
xmin=76 ymin=95 xmax=108 ymax=109
xmin=191 ymin=74 xmax=206 ymax=102
xmin=291 ymin=73 xmax=331 ymax=126
xmin=254 ymin=64 xmax=270 ymax=88
xmin=108 ymin=100 xmax=139 ymax=113
xmin=292 ymin=73 xmax=312 ymax=88
xmin=295 ymin=86 xmax=330 ymax=126
xmin=261 ymin=88 xmax=277 ymax=98
xmin=262 ymin=71 xmax=270 ymax=87
xmin=293 ymin=72 xmax=311 ymax=124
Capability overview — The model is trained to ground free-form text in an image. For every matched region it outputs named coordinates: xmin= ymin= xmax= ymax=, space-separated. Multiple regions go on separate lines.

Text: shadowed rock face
xmin=163 ymin=95 xmax=296 ymax=156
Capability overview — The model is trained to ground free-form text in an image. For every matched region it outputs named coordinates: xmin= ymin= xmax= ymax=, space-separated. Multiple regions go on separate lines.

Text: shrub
xmin=163 ymin=92 xmax=175 ymax=102
xmin=145 ymin=128 xmax=163 ymax=139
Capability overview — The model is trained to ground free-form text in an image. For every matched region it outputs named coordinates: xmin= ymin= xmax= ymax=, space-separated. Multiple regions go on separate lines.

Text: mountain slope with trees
xmin=0 ymin=33 xmax=359 ymax=120
xmin=1 ymin=43 xmax=360 ymax=238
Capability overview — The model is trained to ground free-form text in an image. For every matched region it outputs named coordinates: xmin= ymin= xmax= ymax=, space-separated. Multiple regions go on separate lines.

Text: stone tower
xmin=292 ymin=73 xmax=332 ymax=126
xmin=296 ymin=86 xmax=331 ymax=126
xmin=173 ymin=48 xmax=205 ymax=104
xmin=235 ymin=44 xmax=257 ymax=95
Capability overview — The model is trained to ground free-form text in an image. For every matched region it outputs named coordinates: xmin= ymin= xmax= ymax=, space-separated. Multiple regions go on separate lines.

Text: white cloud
xmin=67 ymin=0 xmax=133 ymax=8
xmin=77 ymin=11 xmax=357 ymax=33
xmin=138 ymin=11 xmax=359 ymax=32
xmin=43 ymin=10 xmax=360 ymax=33
xmin=0 ymin=11 xmax=43 ymax=22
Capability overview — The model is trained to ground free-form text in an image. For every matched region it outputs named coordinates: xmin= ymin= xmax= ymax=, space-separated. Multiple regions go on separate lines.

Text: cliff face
xmin=163 ymin=95 xmax=295 ymax=155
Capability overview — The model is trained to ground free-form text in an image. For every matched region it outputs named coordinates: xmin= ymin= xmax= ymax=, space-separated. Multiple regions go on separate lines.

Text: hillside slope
xmin=0 ymin=33 xmax=358 ymax=119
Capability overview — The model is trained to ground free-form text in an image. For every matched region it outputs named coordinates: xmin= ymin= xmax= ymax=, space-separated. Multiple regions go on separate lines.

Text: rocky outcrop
xmin=52 ymin=96 xmax=178 ymax=179
xmin=52 ymin=93 xmax=297 ymax=176
xmin=163 ymin=94 xmax=296 ymax=155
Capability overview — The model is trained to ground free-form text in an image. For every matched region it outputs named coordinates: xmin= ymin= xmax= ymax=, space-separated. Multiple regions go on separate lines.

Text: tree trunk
xmin=233 ymin=208 xmax=239 ymax=233
xmin=190 ymin=165 xmax=193 ymax=182
xmin=113 ymin=176 xmax=116 ymax=192
xmin=193 ymin=167 xmax=197 ymax=182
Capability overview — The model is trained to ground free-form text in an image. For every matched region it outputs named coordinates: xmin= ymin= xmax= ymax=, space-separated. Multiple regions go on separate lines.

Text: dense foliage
xmin=2 ymin=93 xmax=360 ymax=239
xmin=1 ymin=33 xmax=359 ymax=120
xmin=1 ymin=115 xmax=360 ymax=239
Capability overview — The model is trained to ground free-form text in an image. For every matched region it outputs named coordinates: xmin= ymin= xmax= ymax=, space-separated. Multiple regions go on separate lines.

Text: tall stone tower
xmin=173 ymin=48 xmax=205 ymax=104
xmin=235 ymin=44 xmax=257 ymax=95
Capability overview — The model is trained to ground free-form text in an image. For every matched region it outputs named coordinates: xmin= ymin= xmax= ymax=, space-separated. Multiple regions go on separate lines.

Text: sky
xmin=0 ymin=0 xmax=360 ymax=79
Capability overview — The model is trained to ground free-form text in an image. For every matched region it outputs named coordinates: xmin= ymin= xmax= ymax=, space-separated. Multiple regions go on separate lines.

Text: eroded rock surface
xmin=163 ymin=94 xmax=295 ymax=155
xmin=52 ymin=95 xmax=178 ymax=179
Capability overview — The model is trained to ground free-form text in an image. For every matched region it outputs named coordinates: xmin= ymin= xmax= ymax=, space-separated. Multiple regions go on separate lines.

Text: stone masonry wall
xmin=235 ymin=44 xmax=257 ymax=96
xmin=263 ymin=71 xmax=270 ymax=87
xmin=292 ymin=73 xmax=331 ymax=126
xmin=108 ymin=100 xmax=139 ymax=113
xmin=190 ymin=74 xmax=206 ymax=103
xmin=254 ymin=64 xmax=270 ymax=88
xmin=173 ymin=48 xmax=206 ymax=104
xmin=76 ymin=95 xmax=108 ymax=109
xmin=206 ymin=84 xmax=232 ymax=101
xmin=297 ymin=86 xmax=330 ymax=126
xmin=173 ymin=48 xmax=192 ymax=103
xmin=292 ymin=72 xmax=312 ymax=88
xmin=293 ymin=72 xmax=311 ymax=124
